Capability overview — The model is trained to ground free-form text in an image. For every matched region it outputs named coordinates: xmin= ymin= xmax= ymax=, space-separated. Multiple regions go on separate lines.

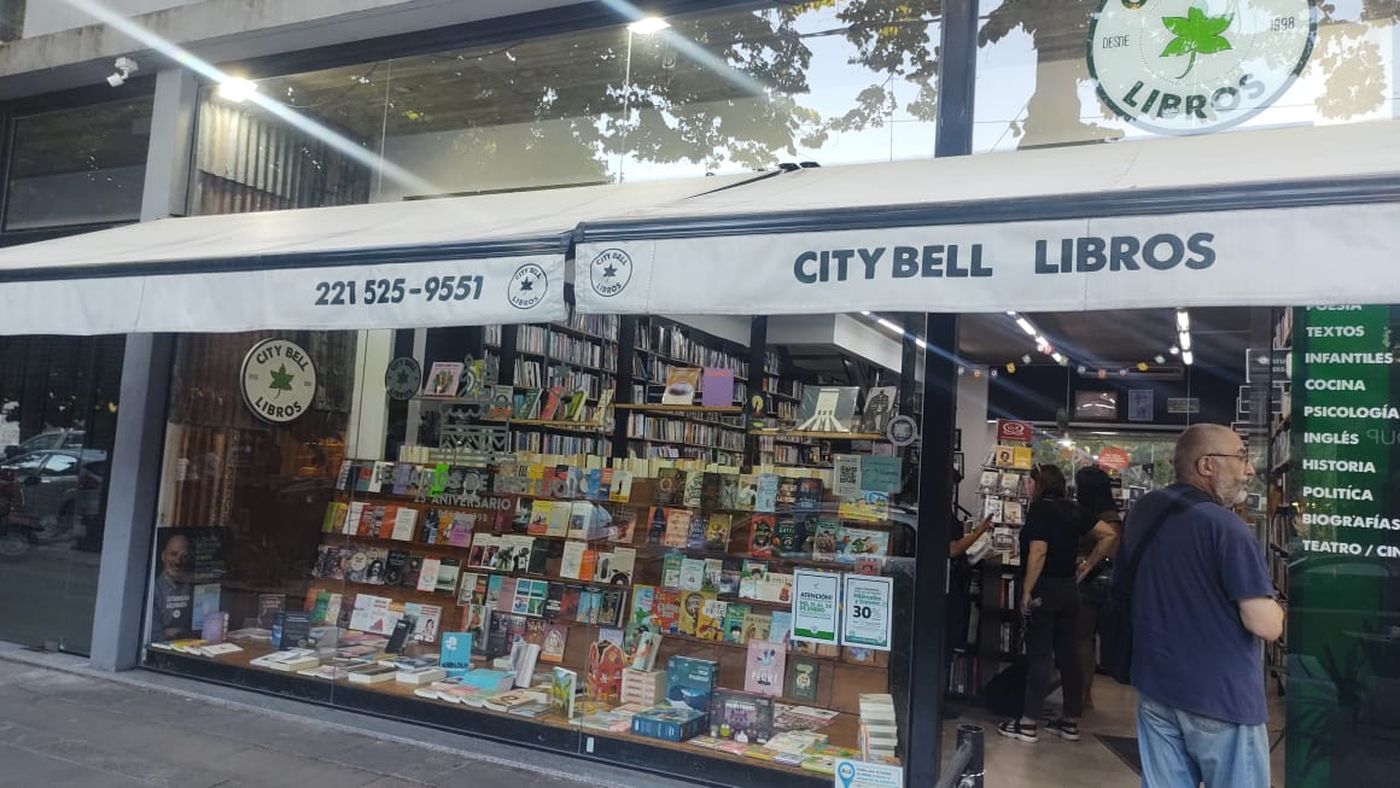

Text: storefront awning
xmin=0 ymin=173 xmax=764 ymax=335
xmin=575 ymin=123 xmax=1400 ymax=316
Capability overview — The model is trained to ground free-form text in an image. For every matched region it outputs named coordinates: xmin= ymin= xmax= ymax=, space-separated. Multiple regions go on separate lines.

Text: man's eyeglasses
xmin=1202 ymin=451 xmax=1250 ymax=463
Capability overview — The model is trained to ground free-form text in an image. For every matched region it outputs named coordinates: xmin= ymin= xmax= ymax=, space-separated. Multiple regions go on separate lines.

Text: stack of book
xmin=858 ymin=693 xmax=898 ymax=761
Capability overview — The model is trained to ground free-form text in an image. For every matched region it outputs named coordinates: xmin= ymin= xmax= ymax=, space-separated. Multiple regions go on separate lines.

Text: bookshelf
xmin=1264 ymin=307 xmax=1294 ymax=695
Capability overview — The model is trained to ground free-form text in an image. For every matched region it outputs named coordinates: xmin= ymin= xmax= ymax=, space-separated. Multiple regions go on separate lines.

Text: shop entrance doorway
xmin=938 ymin=305 xmax=1400 ymax=788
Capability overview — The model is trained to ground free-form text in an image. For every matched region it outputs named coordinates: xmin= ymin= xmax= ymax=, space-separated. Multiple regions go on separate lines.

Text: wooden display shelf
xmin=750 ymin=430 xmax=885 ymax=441
xmin=631 ymin=436 xmax=745 ymax=453
xmin=616 ymin=404 xmax=745 ymax=414
xmin=503 ymin=419 xmax=607 ymax=433
xmin=632 ymin=543 xmax=890 ymax=572
xmin=154 ymin=637 xmax=874 ymax=778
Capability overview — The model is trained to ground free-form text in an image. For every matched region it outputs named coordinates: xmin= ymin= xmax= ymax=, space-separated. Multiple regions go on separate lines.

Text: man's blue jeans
xmin=1137 ymin=695 xmax=1269 ymax=787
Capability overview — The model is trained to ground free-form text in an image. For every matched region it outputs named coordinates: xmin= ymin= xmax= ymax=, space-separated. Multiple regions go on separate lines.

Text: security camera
xmin=107 ymin=56 xmax=138 ymax=87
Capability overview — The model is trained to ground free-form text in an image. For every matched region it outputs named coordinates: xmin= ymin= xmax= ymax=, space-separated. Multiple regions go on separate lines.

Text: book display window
xmin=143 ymin=313 xmax=921 ymax=785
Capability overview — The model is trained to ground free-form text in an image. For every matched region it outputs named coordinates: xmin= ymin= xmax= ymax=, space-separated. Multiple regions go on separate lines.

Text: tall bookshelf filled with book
xmin=627 ymin=317 xmax=749 ymax=466
xmin=1265 ymin=307 xmax=1295 ymax=694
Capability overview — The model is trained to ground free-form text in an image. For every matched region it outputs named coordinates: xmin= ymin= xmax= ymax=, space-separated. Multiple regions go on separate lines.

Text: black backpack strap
xmin=1119 ymin=492 xmax=1210 ymax=592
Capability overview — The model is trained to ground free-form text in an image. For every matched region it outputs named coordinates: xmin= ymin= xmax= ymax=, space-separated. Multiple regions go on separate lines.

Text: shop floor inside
xmin=941 ymin=680 xmax=1288 ymax=788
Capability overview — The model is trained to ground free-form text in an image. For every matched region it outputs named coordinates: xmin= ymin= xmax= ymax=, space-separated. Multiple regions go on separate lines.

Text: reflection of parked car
xmin=3 ymin=429 xmax=86 ymax=458
xmin=0 ymin=449 xmax=107 ymax=535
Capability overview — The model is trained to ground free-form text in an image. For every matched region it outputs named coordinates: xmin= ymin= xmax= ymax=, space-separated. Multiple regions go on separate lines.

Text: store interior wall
xmin=954 ymin=373 xmax=991 ymax=515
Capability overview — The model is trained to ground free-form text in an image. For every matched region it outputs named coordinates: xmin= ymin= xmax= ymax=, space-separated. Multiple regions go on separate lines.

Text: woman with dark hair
xmin=1073 ymin=466 xmax=1123 ymax=711
xmin=998 ymin=464 xmax=1118 ymax=744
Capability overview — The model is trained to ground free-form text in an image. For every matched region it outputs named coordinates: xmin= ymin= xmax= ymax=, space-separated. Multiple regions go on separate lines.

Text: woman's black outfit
xmin=1019 ymin=492 xmax=1093 ymax=719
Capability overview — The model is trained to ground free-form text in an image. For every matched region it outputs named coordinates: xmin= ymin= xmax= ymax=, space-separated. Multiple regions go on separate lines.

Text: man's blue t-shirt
xmin=1116 ymin=483 xmax=1274 ymax=725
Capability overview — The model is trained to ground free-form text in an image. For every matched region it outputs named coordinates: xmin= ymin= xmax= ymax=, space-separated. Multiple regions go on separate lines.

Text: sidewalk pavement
xmin=0 ymin=645 xmax=701 ymax=788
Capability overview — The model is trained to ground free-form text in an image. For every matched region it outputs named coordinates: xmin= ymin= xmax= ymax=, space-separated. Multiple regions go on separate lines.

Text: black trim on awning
xmin=577 ymin=173 xmax=1400 ymax=242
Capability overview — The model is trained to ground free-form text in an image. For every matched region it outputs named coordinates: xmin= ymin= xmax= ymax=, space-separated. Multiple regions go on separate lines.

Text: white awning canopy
xmin=0 ymin=173 xmax=761 ymax=335
xmin=575 ymin=123 xmax=1400 ymax=316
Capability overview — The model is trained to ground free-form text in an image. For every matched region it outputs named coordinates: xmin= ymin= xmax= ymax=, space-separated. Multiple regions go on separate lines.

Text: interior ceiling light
xmin=1169 ymin=345 xmax=1180 ymax=356
xmin=627 ymin=16 xmax=671 ymax=34
xmin=1154 ymin=354 xmax=1166 ymax=364
xmin=218 ymin=77 xmax=258 ymax=103
xmin=1015 ymin=317 xmax=1037 ymax=336
xmin=1179 ymin=332 xmax=1192 ymax=352
xmin=1183 ymin=350 xmax=1195 ymax=366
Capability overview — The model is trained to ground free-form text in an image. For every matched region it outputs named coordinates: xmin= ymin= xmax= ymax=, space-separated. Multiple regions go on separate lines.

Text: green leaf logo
xmin=1160 ymin=6 xmax=1233 ymax=78
xmin=268 ymin=363 xmax=295 ymax=398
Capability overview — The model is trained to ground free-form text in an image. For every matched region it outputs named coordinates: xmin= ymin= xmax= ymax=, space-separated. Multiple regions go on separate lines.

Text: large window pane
xmin=0 ymin=335 xmax=125 ymax=654
xmin=192 ymin=2 xmax=943 ymax=212
xmin=975 ymin=1 xmax=1399 ymax=152
xmin=5 ymin=99 xmax=152 ymax=230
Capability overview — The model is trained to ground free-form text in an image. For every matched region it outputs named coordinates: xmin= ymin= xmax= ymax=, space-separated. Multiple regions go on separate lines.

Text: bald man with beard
xmin=1114 ymin=424 xmax=1282 ymax=788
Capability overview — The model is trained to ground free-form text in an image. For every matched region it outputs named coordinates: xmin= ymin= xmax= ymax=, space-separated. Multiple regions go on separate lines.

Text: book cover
xmin=837 ymin=527 xmax=890 ymax=563
xmin=448 ymin=512 xmax=476 ymax=547
xmin=439 ymin=631 xmax=473 ymax=675
xmin=722 ymin=604 xmax=751 ymax=645
xmin=653 ymin=589 xmax=682 ymax=635
xmin=684 ymin=513 xmax=708 ymax=550
xmin=551 ymin=667 xmax=578 ymax=720
xmin=527 ymin=500 xmax=552 ymax=536
xmin=423 ymin=362 xmax=464 ymax=397
xmin=772 ymin=517 xmax=806 ymax=558
xmin=838 ymin=490 xmax=890 ymax=523
xmin=661 ymin=367 xmax=701 ymax=406
xmin=612 ymin=509 xmax=638 ymax=544
xmin=737 ymin=475 xmax=759 ymax=510
xmin=417 ymin=558 xmax=442 ymax=592
xmin=630 ymin=631 xmax=663 ymax=672
xmin=661 ymin=552 xmax=684 ymax=589
xmin=700 ymin=472 xmax=722 ymax=510
xmin=436 ymin=559 xmax=461 ymax=595
xmin=701 ymin=368 xmax=735 ymax=407
xmin=794 ymin=478 xmax=823 ymax=513
xmin=742 ymin=612 xmax=771 ymax=643
xmin=802 ymin=519 xmax=837 ymax=562
xmin=656 ymin=468 xmax=681 ymax=506
xmin=703 ymin=558 xmax=724 ymax=593
xmin=794 ymin=386 xmax=859 ymax=432
xmin=585 ymin=638 xmax=626 ymax=703
xmin=663 ymin=509 xmax=692 ymax=548
xmin=390 ymin=507 xmax=419 ymax=541
xmin=560 ymin=541 xmax=586 ymax=580
xmin=540 ymin=385 xmax=565 ymax=421
xmin=754 ymin=474 xmax=780 ymax=513
xmin=712 ymin=688 xmax=775 ymax=744
xmin=769 ymin=611 xmax=794 ymax=646
xmin=678 ymin=558 xmax=706 ymax=592
xmin=487 ymin=384 xmax=514 ymax=420
xmin=568 ymin=501 xmax=595 ymax=541
xmin=600 ymin=547 xmax=636 ymax=585
xmin=681 ymin=471 xmax=704 ymax=508
xmin=665 ymin=655 xmax=719 ymax=714
xmin=609 ymin=470 xmax=634 ymax=503
xmin=257 ymin=594 xmax=286 ymax=629
xmin=547 ymin=502 xmax=572 ymax=538
xmin=678 ymin=590 xmax=710 ymax=635
xmin=748 ymin=515 xmax=775 ymax=558
xmin=322 ymin=501 xmax=348 ymax=534
xmin=776 ymin=477 xmax=799 ymax=511
xmin=719 ymin=475 xmax=740 ymax=510
xmin=786 ymin=657 xmax=821 ymax=703
xmin=646 ymin=507 xmax=668 ymax=545
xmin=578 ymin=549 xmax=599 ymax=585
xmin=541 ymin=624 xmax=569 ymax=664
xmin=696 ymin=598 xmax=728 ymax=641
xmin=859 ymin=385 xmax=898 ymax=433
xmin=1012 ymin=446 xmax=1034 ymax=470
xmin=744 ymin=639 xmax=786 ymax=698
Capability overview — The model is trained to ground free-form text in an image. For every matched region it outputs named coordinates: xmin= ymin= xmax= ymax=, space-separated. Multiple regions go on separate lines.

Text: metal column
xmin=89 ymin=68 xmax=197 ymax=670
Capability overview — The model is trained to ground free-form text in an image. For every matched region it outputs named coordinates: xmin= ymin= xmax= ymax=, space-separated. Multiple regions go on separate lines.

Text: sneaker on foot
xmin=1045 ymin=718 xmax=1081 ymax=741
xmin=997 ymin=719 xmax=1039 ymax=743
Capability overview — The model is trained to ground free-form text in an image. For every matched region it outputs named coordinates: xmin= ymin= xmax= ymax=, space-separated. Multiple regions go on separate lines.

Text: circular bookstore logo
xmin=1088 ymin=0 xmax=1316 ymax=134
xmin=241 ymin=338 xmax=318 ymax=423
xmin=589 ymin=248 xmax=633 ymax=298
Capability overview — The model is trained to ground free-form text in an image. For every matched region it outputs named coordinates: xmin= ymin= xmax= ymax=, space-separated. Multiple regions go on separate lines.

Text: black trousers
xmin=1022 ymin=576 xmax=1084 ymax=719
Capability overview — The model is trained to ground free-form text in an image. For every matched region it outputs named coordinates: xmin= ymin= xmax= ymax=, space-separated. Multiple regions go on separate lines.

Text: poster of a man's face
xmin=150 ymin=528 xmax=227 ymax=641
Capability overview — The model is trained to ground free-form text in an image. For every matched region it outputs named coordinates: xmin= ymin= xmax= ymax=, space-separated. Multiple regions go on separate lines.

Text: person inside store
xmin=1115 ymin=424 xmax=1281 ymax=787
xmin=998 ymin=464 xmax=1117 ymax=744
xmin=151 ymin=532 xmax=193 ymax=639
xmin=1072 ymin=466 xmax=1123 ymax=711
xmin=943 ymin=512 xmax=993 ymax=718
